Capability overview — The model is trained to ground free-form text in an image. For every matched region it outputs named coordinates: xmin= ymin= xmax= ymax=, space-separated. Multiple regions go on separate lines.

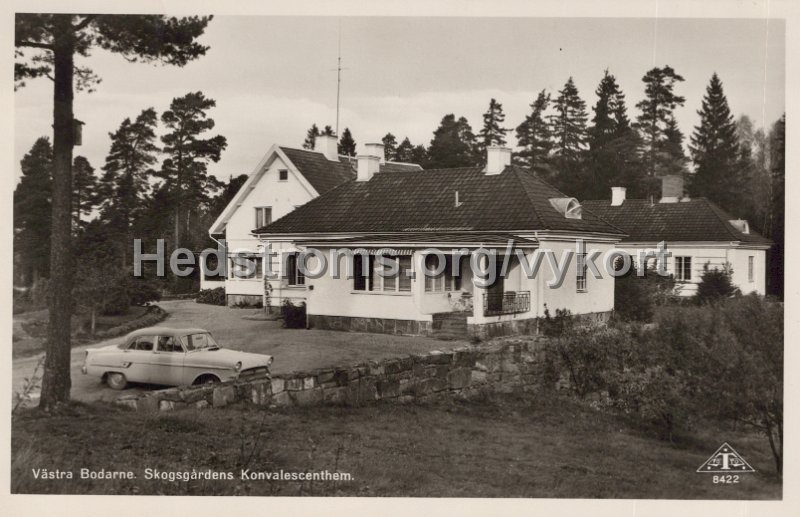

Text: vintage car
xmin=81 ymin=327 xmax=273 ymax=390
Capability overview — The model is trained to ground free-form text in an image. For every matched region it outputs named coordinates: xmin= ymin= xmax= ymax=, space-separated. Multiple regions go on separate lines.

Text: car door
xmin=121 ymin=335 xmax=157 ymax=384
xmin=150 ymin=335 xmax=187 ymax=386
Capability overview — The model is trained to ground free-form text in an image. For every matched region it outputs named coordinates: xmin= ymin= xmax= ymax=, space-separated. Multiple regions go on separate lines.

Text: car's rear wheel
xmin=194 ymin=374 xmax=220 ymax=385
xmin=106 ymin=372 xmax=127 ymax=390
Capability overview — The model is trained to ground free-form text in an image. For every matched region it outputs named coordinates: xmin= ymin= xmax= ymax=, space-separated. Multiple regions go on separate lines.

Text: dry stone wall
xmin=114 ymin=337 xmax=548 ymax=412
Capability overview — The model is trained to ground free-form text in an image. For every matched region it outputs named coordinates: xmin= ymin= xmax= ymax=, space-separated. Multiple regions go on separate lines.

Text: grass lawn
xmin=11 ymin=392 xmax=781 ymax=498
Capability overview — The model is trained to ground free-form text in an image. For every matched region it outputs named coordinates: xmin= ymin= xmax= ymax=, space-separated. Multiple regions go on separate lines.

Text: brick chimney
xmin=317 ymin=134 xmax=339 ymax=161
xmin=364 ymin=142 xmax=386 ymax=164
xmin=611 ymin=187 xmax=626 ymax=206
xmin=485 ymin=146 xmax=512 ymax=175
xmin=357 ymin=154 xmax=381 ymax=182
xmin=659 ymin=174 xmax=684 ymax=203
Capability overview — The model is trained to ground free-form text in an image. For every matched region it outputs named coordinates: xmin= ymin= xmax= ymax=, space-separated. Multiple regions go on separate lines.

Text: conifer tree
xmin=321 ymin=125 xmax=335 ymax=136
xmin=478 ymin=98 xmax=509 ymax=155
xmin=395 ymin=137 xmax=415 ymax=163
xmin=514 ymin=90 xmax=553 ymax=175
xmin=382 ymin=132 xmax=398 ymax=161
xmin=338 ymin=127 xmax=356 ymax=156
xmin=634 ymin=66 xmax=686 ymax=178
xmin=427 ymin=114 xmax=478 ymax=168
xmin=549 ymin=77 xmax=588 ymax=185
xmin=303 ymin=123 xmax=320 ymax=150
xmin=688 ymin=73 xmax=742 ymax=211
xmin=13 ymin=137 xmax=53 ymax=285
xmin=72 ymin=155 xmax=98 ymax=229
xmin=768 ymin=114 xmax=785 ymax=298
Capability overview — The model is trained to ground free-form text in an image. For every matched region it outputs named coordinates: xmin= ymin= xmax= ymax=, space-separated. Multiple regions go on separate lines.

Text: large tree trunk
xmin=40 ymin=16 xmax=75 ymax=410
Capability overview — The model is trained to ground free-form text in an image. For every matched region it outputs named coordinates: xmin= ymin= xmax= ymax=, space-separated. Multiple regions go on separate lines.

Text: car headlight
xmin=234 ymin=361 xmax=242 ymax=372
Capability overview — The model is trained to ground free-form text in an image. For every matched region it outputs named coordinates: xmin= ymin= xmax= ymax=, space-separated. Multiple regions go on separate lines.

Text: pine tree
xmin=382 ymin=132 xmax=398 ymax=161
xmin=158 ymin=92 xmax=227 ymax=249
xmin=581 ymin=71 xmax=642 ymax=199
xmin=338 ymin=127 xmax=356 ymax=156
xmin=321 ymin=125 xmax=335 ymax=136
xmin=427 ymin=114 xmax=478 ymax=168
xmin=72 ymin=155 xmax=98 ymax=229
xmin=768 ymin=114 xmax=785 ymax=298
xmin=478 ymin=98 xmax=509 ymax=155
xmin=549 ymin=77 xmax=588 ymax=185
xmin=100 ymin=108 xmax=160 ymax=266
xmin=13 ymin=137 xmax=53 ymax=285
xmin=395 ymin=137 xmax=415 ymax=163
xmin=688 ymin=73 xmax=742 ymax=212
xmin=303 ymin=123 xmax=320 ymax=150
xmin=634 ymin=66 xmax=686 ymax=178
xmin=514 ymin=90 xmax=553 ymax=175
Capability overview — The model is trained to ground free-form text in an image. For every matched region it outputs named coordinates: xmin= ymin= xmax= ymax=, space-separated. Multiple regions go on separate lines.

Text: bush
xmin=695 ymin=262 xmax=740 ymax=303
xmin=281 ymin=300 xmax=307 ymax=329
xmin=614 ymin=265 xmax=678 ymax=322
xmin=197 ymin=287 xmax=226 ymax=306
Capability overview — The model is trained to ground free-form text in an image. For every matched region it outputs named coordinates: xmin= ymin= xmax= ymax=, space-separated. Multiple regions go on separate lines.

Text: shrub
xmin=281 ymin=300 xmax=307 ymax=329
xmin=695 ymin=262 xmax=740 ymax=303
xmin=614 ymin=265 xmax=678 ymax=322
xmin=197 ymin=287 xmax=226 ymax=306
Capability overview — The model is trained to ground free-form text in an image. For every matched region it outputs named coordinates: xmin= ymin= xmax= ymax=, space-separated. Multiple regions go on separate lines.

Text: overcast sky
xmin=14 ymin=16 xmax=785 ymax=183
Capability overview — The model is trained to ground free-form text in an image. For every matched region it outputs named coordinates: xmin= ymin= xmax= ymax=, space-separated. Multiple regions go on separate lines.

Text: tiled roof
xmin=279 ymin=147 xmax=355 ymax=195
xmin=580 ymin=198 xmax=772 ymax=245
xmin=255 ymin=165 xmax=624 ymax=236
xmin=298 ymin=232 xmax=538 ymax=246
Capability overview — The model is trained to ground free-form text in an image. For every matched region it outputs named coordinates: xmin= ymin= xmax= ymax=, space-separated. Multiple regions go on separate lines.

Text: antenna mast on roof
xmin=334 ymin=19 xmax=347 ymax=137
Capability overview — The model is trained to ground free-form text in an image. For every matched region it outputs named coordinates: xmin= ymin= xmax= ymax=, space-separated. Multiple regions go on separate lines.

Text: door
xmin=486 ymin=260 xmax=505 ymax=313
xmin=149 ymin=335 xmax=186 ymax=386
xmin=121 ymin=335 xmax=157 ymax=384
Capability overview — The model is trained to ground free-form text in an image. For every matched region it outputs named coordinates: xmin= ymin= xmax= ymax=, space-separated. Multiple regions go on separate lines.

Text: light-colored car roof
xmin=125 ymin=327 xmax=210 ymax=340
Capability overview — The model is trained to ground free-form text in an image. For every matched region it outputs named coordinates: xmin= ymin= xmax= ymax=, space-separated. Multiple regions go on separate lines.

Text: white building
xmin=204 ymin=135 xmax=421 ymax=306
xmin=582 ymin=176 xmax=772 ymax=296
xmin=254 ymin=146 xmax=625 ymax=339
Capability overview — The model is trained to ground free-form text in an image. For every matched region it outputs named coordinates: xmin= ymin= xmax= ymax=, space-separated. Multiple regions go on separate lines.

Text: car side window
xmin=131 ymin=336 xmax=154 ymax=351
xmin=157 ymin=336 xmax=183 ymax=353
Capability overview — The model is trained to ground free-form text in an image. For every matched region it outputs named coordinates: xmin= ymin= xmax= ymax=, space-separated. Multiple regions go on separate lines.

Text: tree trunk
xmin=90 ymin=307 xmax=96 ymax=336
xmin=40 ymin=16 xmax=75 ymax=410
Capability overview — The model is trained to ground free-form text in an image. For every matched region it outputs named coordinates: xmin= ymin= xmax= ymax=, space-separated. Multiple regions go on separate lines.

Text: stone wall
xmin=115 ymin=337 xmax=548 ymax=412
xmin=308 ymin=314 xmax=433 ymax=336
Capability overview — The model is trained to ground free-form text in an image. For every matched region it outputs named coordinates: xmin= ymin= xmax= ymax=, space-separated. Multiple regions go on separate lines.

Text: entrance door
xmin=486 ymin=260 xmax=505 ymax=313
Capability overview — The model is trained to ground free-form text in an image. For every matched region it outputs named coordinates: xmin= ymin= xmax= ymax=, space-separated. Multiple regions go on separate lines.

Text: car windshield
xmin=180 ymin=333 xmax=220 ymax=351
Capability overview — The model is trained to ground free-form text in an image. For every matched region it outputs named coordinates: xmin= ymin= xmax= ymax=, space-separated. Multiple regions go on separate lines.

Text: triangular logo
xmin=697 ymin=442 xmax=755 ymax=473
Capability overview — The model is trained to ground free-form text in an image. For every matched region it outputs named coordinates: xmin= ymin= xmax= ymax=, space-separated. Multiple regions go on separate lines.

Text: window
xmin=286 ymin=253 xmax=306 ymax=286
xmin=576 ymin=252 xmax=587 ymax=292
xmin=129 ymin=336 xmax=155 ymax=351
xmin=279 ymin=169 xmax=289 ymax=181
xmin=255 ymin=207 xmax=272 ymax=228
xmin=424 ymin=254 xmax=461 ymax=292
xmin=353 ymin=254 xmax=413 ymax=293
xmin=675 ymin=256 xmax=692 ymax=282
xmin=156 ymin=336 xmax=183 ymax=353
xmin=748 ymin=256 xmax=754 ymax=282
xmin=230 ymin=255 xmax=263 ymax=279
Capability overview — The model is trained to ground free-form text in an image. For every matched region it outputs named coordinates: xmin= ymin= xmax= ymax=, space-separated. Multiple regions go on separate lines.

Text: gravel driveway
xmin=12 ymin=299 xmax=464 ymax=405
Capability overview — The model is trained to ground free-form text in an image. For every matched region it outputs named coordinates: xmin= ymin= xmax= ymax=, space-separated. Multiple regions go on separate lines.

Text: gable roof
xmin=254 ymin=165 xmax=624 ymax=237
xmin=209 ymin=145 xmax=421 ymax=236
xmin=580 ymin=197 xmax=771 ymax=245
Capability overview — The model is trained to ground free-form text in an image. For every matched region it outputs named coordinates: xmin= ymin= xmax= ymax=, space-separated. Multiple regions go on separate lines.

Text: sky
xmin=14 ymin=16 xmax=785 ymax=183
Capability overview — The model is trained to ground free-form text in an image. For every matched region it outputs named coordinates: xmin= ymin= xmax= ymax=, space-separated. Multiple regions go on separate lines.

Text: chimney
xmin=485 ymin=146 xmax=512 ymax=175
xmin=611 ymin=187 xmax=626 ymax=206
xmin=364 ymin=142 xmax=386 ymax=164
xmin=316 ymin=134 xmax=339 ymax=161
xmin=357 ymin=154 xmax=381 ymax=182
xmin=659 ymin=174 xmax=684 ymax=203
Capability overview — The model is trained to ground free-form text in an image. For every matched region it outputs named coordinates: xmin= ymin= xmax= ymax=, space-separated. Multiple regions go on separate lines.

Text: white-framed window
xmin=576 ymin=252 xmax=587 ymax=292
xmin=255 ymin=207 xmax=272 ymax=229
xmin=230 ymin=255 xmax=263 ymax=280
xmin=748 ymin=256 xmax=754 ymax=282
xmin=278 ymin=169 xmax=289 ymax=181
xmin=424 ymin=254 xmax=460 ymax=292
xmin=675 ymin=256 xmax=692 ymax=282
xmin=353 ymin=255 xmax=413 ymax=293
xmin=286 ymin=253 xmax=306 ymax=286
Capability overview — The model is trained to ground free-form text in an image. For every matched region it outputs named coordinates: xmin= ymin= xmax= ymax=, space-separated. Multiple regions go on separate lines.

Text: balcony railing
xmin=483 ymin=291 xmax=531 ymax=316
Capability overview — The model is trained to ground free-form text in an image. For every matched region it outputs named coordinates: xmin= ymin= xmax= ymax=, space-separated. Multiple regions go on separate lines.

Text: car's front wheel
xmin=106 ymin=372 xmax=128 ymax=390
xmin=193 ymin=374 xmax=220 ymax=385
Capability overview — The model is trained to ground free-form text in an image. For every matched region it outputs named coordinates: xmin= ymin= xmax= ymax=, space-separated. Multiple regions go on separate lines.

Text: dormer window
xmin=729 ymin=219 xmax=750 ymax=234
xmin=278 ymin=169 xmax=289 ymax=181
xmin=549 ymin=197 xmax=583 ymax=219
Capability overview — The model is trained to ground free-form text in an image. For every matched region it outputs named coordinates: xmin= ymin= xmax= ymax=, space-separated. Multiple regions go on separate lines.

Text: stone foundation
xmin=468 ymin=317 xmax=539 ymax=339
xmin=308 ymin=314 xmax=433 ymax=336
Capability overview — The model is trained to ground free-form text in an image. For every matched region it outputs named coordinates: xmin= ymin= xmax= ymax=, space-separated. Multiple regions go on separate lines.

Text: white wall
xmin=618 ymin=244 xmax=767 ymax=296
